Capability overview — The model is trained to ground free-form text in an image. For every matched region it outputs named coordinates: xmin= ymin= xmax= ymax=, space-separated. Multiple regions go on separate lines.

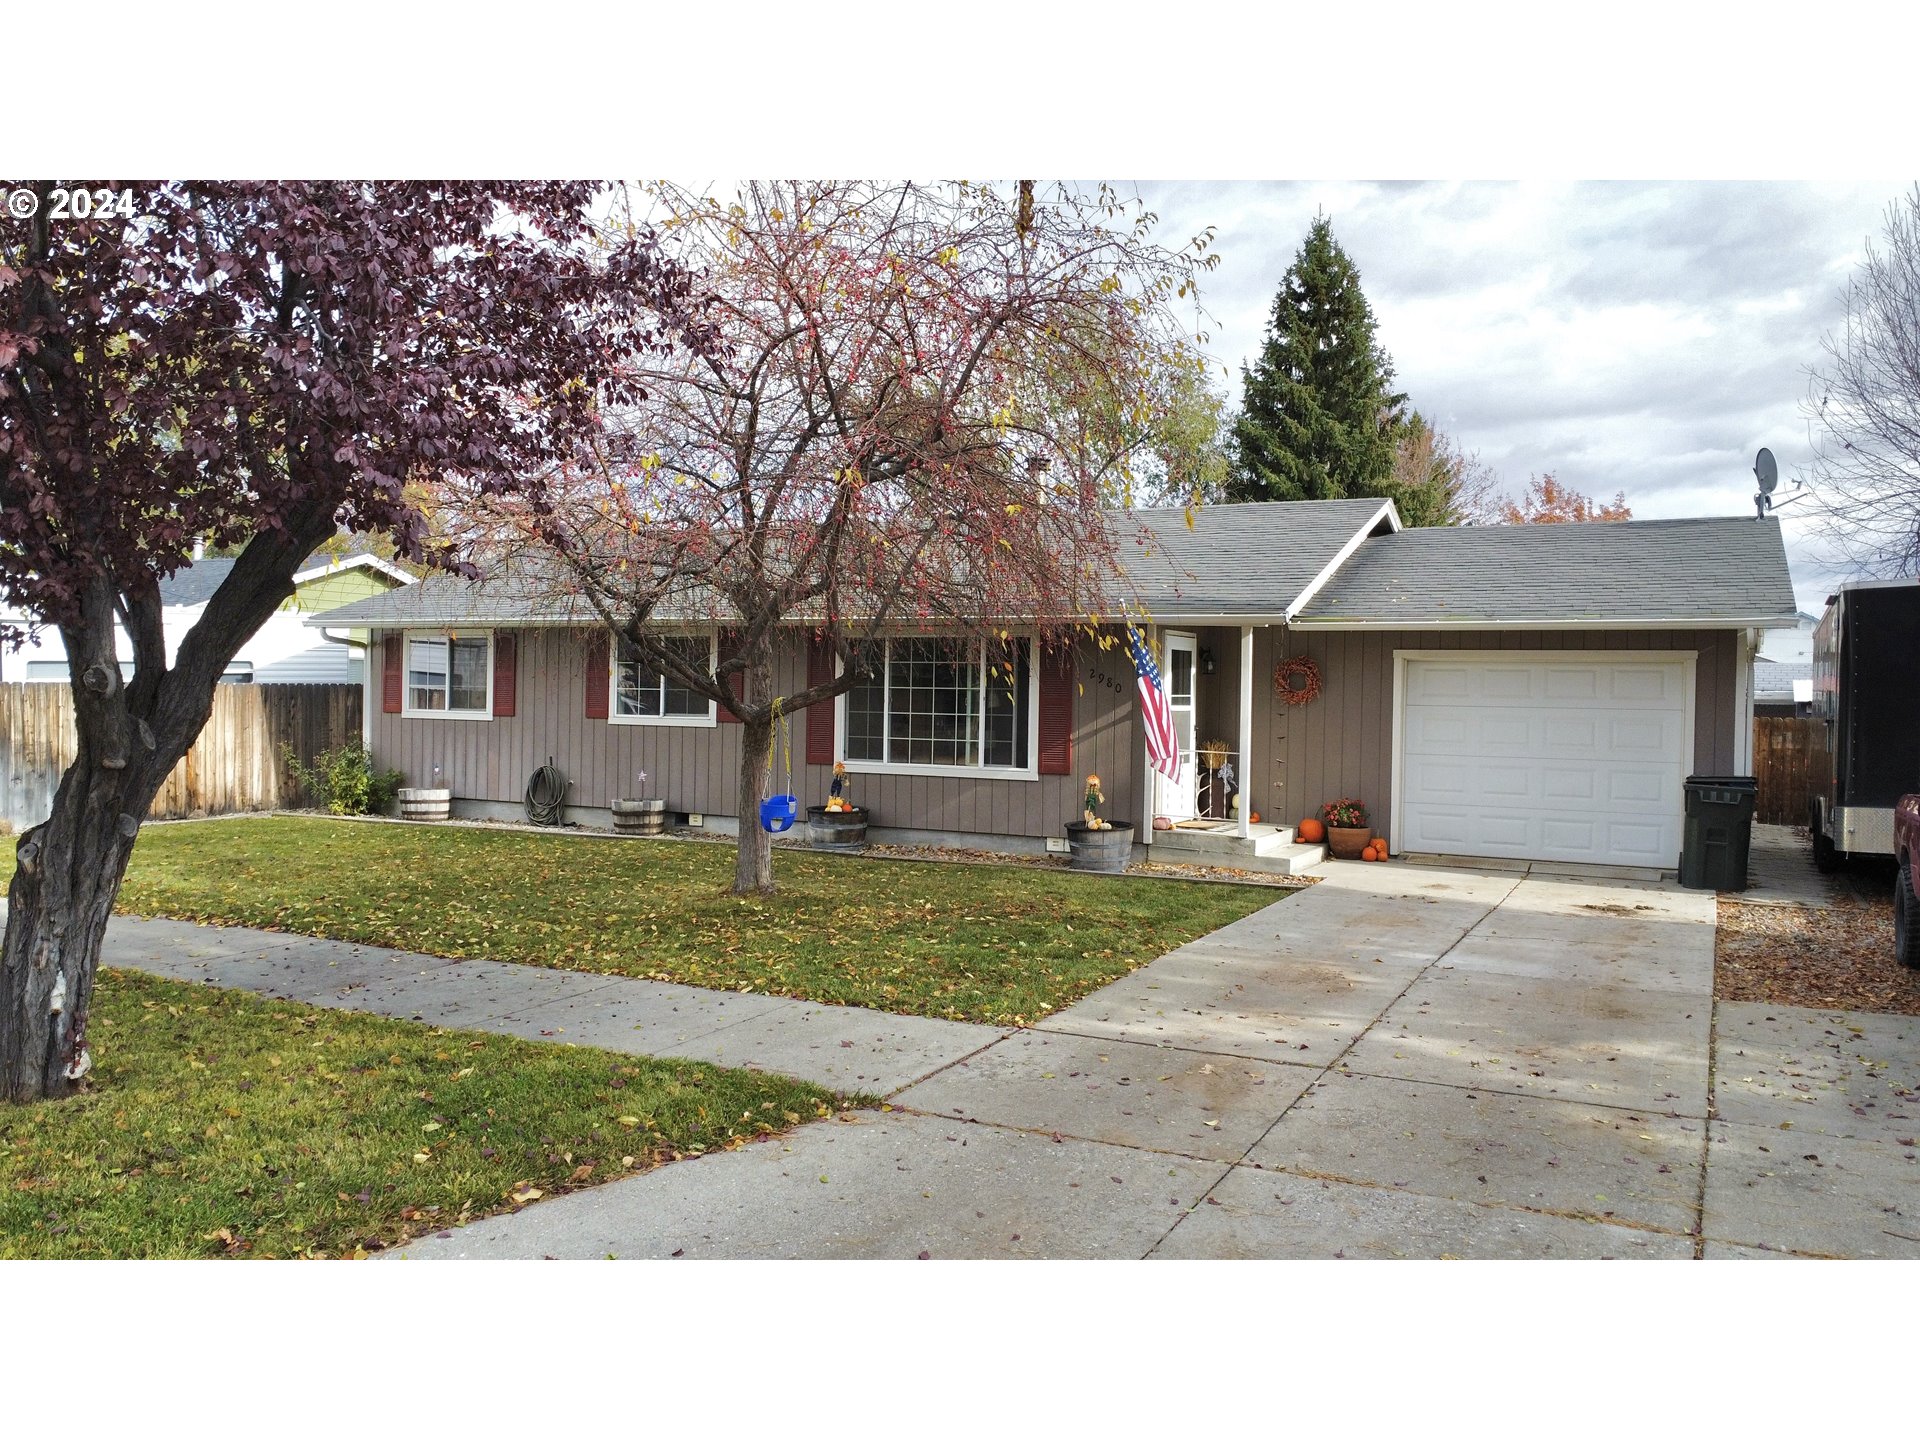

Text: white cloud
xmin=1138 ymin=180 xmax=1908 ymax=612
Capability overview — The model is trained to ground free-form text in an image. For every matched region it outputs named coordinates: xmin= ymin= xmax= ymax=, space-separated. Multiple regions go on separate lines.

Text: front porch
xmin=1148 ymin=820 xmax=1326 ymax=875
xmin=1143 ymin=622 xmax=1325 ymax=873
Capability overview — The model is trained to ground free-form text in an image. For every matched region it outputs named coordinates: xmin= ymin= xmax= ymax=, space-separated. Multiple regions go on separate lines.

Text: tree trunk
xmin=2 ymin=515 xmax=334 ymax=1103
xmin=731 ymin=642 xmax=777 ymax=896
xmin=2 ymin=745 xmax=164 ymax=1102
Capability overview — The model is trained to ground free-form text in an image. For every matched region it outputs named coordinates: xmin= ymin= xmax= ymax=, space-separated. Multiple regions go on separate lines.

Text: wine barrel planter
xmin=1326 ymin=825 xmax=1372 ymax=860
xmin=611 ymin=798 xmax=666 ymax=836
xmin=398 ymin=787 xmax=451 ymax=822
xmin=806 ymin=805 xmax=869 ymax=851
xmin=1065 ymin=820 xmax=1134 ymax=874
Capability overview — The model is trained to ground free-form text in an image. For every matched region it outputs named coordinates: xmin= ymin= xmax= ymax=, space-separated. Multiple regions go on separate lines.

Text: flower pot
xmin=1065 ymin=820 xmax=1134 ymax=874
xmin=612 ymin=797 xmax=666 ymax=835
xmin=1326 ymin=825 xmax=1372 ymax=860
xmin=807 ymin=804 xmax=869 ymax=851
xmin=397 ymin=787 xmax=450 ymax=821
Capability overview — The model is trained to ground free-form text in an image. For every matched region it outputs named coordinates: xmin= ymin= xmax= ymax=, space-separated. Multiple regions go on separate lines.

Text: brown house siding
xmin=368 ymin=627 xmax=1140 ymax=840
xmin=1250 ymin=626 xmax=1740 ymax=831
xmin=368 ymin=622 xmax=1740 ymax=847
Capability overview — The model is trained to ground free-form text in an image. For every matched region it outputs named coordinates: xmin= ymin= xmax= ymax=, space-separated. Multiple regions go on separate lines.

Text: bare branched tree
xmin=1805 ymin=184 xmax=1920 ymax=575
xmin=462 ymin=181 xmax=1219 ymax=895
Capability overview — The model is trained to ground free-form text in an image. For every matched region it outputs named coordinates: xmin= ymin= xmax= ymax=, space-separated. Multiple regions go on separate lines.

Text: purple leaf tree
xmin=0 ymin=181 xmax=711 ymax=1101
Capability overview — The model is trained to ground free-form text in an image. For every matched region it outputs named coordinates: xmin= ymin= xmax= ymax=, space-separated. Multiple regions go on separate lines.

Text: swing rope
xmin=759 ymin=697 xmax=799 ymax=833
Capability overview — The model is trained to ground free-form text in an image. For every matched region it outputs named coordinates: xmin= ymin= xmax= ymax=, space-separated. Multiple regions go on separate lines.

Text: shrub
xmin=281 ymin=741 xmax=403 ymax=817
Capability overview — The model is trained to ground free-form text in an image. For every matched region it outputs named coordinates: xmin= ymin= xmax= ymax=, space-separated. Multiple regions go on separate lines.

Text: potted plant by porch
xmin=1065 ymin=772 xmax=1133 ymax=873
xmin=1321 ymin=797 xmax=1373 ymax=860
xmin=807 ymin=762 xmax=869 ymax=851
xmin=612 ymin=769 xmax=666 ymax=836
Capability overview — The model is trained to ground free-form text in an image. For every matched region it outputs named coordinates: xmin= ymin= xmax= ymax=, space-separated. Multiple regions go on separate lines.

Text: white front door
xmin=1397 ymin=654 xmax=1691 ymax=867
xmin=1157 ymin=632 xmax=1199 ymax=821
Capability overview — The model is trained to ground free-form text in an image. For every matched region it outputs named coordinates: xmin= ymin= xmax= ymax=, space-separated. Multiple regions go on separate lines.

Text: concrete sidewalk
xmin=101 ymin=914 xmax=1008 ymax=1096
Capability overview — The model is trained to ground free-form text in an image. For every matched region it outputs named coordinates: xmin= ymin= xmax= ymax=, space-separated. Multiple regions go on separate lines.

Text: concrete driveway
xmin=392 ymin=858 xmax=1916 ymax=1260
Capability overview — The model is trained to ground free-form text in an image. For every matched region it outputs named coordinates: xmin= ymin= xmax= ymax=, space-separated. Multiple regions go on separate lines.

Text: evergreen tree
xmin=1230 ymin=214 xmax=1406 ymax=503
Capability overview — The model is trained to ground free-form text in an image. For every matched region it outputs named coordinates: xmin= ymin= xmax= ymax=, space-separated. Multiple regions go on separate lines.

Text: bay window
xmin=842 ymin=636 xmax=1033 ymax=774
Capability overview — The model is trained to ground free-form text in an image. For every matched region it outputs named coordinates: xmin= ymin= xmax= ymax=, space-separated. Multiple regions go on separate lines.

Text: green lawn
xmin=0 ymin=968 xmax=839 ymax=1259
xmin=96 ymin=816 xmax=1285 ymax=1026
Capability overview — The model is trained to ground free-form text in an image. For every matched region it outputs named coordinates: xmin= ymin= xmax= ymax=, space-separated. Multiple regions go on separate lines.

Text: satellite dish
xmin=1755 ymin=447 xmax=1779 ymax=495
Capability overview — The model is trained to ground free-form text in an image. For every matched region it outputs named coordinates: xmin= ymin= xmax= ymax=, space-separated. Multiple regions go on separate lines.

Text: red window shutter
xmin=1037 ymin=645 xmax=1074 ymax=776
xmin=381 ymin=634 xmax=403 ymax=714
xmin=584 ymin=632 xmax=609 ymax=719
xmin=492 ymin=633 xmax=517 ymax=718
xmin=805 ymin=637 xmax=835 ymax=764
xmin=717 ymin=629 xmax=743 ymax=724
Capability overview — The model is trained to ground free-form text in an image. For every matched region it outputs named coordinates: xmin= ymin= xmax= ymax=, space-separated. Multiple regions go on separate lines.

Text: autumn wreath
xmin=1274 ymin=655 xmax=1322 ymax=706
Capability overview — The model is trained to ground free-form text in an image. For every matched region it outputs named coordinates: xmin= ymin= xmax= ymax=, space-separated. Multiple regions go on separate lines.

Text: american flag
xmin=1126 ymin=626 xmax=1181 ymax=781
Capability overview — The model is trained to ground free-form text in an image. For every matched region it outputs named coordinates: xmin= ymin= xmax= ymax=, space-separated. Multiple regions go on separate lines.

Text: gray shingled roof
xmin=1113 ymin=499 xmax=1396 ymax=617
xmin=305 ymin=506 xmax=1798 ymax=631
xmin=306 ymin=500 xmax=1400 ymax=628
xmin=1754 ymin=660 xmax=1811 ymax=702
xmin=157 ymin=558 xmax=238 ymax=607
xmin=1294 ymin=516 xmax=1798 ymax=627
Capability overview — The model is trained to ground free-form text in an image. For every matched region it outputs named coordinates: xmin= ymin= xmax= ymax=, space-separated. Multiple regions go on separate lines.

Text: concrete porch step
xmin=1149 ymin=822 xmax=1296 ymax=856
xmin=1144 ymin=823 xmax=1325 ymax=875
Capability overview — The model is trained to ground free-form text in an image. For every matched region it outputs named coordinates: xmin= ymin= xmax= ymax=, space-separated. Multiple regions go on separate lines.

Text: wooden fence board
xmin=1 ymin=683 xmax=361 ymax=831
xmin=1753 ymin=715 xmax=1819 ymax=827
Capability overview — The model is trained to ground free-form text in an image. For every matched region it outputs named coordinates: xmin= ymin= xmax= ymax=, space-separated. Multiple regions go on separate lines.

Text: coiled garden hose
xmin=524 ymin=762 xmax=569 ymax=826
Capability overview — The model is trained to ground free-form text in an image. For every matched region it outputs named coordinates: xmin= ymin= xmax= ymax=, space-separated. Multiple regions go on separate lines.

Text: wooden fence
xmin=0 ymin=682 xmax=361 ymax=832
xmin=1753 ymin=715 xmax=1820 ymax=827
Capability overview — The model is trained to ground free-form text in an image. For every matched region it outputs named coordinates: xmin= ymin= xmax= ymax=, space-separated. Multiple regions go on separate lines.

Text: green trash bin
xmin=1680 ymin=775 xmax=1758 ymax=891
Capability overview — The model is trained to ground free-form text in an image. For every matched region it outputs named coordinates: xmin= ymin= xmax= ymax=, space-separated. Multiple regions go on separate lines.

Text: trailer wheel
xmin=1812 ymin=826 xmax=1841 ymax=874
xmin=1897 ymin=864 xmax=1920 ymax=970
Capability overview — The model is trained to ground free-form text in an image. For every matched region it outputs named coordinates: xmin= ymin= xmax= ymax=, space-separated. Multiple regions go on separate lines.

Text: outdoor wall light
xmin=1199 ymin=647 xmax=1216 ymax=675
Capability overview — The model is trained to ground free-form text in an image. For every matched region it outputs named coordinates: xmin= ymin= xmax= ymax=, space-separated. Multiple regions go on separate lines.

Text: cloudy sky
xmin=1133 ymin=180 xmax=1906 ymax=617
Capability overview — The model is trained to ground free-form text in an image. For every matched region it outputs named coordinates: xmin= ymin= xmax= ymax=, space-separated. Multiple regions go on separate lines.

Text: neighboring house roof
xmin=292 ymin=552 xmax=416 ymax=588
xmin=157 ymin=558 xmax=239 ymax=606
xmin=1753 ymin=660 xmax=1812 ymax=704
xmin=1293 ymin=516 xmax=1799 ymax=628
xmin=156 ymin=550 xmax=414 ymax=608
xmin=306 ymin=506 xmax=1800 ymax=633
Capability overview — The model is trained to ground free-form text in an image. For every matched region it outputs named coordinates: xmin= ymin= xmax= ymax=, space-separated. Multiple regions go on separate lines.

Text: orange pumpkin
xmin=1298 ymin=817 xmax=1325 ymax=843
xmin=1360 ymin=846 xmax=1378 ymax=861
xmin=1249 ymin=811 xmax=1260 ymax=824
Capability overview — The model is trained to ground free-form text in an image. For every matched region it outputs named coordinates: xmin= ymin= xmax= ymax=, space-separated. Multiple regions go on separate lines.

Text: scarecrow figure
xmin=826 ymin=761 xmax=852 ymax=813
xmin=1083 ymin=773 xmax=1108 ymax=830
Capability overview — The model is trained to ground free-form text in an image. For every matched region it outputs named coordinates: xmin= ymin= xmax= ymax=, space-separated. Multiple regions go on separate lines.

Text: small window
xmin=612 ymin=633 xmax=716 ymax=726
xmin=405 ymin=632 xmax=491 ymax=717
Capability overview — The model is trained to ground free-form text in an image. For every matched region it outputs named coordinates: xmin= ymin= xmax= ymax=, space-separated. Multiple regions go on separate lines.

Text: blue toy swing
xmin=759 ymin=696 xmax=799 ymax=833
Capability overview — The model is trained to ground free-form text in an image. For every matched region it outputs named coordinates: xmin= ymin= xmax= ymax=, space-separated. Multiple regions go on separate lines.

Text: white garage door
xmin=1397 ymin=655 xmax=1690 ymax=868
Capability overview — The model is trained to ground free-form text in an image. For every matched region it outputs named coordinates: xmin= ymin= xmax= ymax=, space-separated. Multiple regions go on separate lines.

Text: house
xmin=1758 ymin=609 xmax=1818 ymax=664
xmin=0 ymin=552 xmax=414 ymax=685
xmin=1752 ymin=660 xmax=1813 ymax=717
xmin=307 ymin=501 xmax=1798 ymax=875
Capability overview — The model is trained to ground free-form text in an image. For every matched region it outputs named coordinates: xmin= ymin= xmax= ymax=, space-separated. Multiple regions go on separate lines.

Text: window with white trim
xmin=843 ymin=636 xmax=1032 ymax=772
xmin=612 ymin=633 xmax=717 ymax=726
xmin=405 ymin=631 xmax=491 ymax=717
